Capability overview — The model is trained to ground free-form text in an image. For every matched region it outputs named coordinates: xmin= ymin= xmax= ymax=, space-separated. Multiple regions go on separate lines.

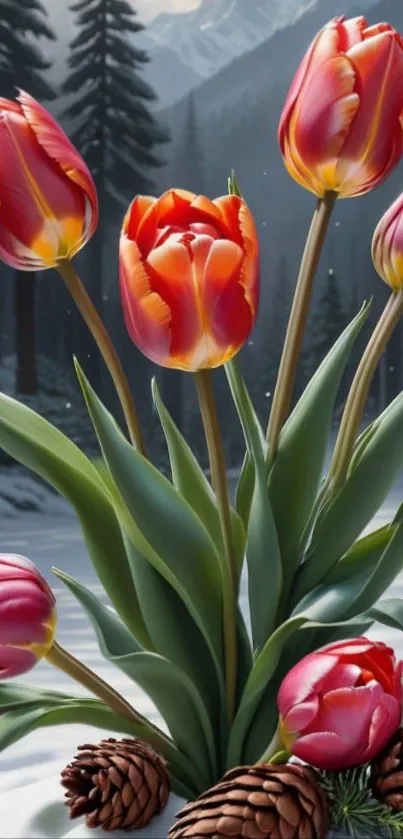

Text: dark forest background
xmin=0 ymin=0 xmax=402 ymax=478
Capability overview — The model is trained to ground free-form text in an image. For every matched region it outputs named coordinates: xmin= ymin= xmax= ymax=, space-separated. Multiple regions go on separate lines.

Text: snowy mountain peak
xmin=145 ymin=0 xmax=318 ymax=80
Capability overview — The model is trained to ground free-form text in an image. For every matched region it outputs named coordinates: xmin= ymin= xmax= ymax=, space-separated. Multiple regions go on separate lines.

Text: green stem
xmin=46 ymin=639 xmax=165 ymax=742
xmin=266 ymin=192 xmax=336 ymax=464
xmin=57 ymin=259 xmax=146 ymax=456
xmin=195 ymin=369 xmax=237 ymax=723
xmin=329 ymin=290 xmax=403 ymax=491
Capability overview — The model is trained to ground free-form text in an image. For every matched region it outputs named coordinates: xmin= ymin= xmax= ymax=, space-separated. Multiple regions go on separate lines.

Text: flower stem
xmin=329 ymin=290 xmax=403 ymax=491
xmin=266 ymin=192 xmax=336 ymax=464
xmin=57 ymin=259 xmax=145 ymax=456
xmin=46 ymin=640 xmax=141 ymax=725
xmin=195 ymin=369 xmax=237 ymax=723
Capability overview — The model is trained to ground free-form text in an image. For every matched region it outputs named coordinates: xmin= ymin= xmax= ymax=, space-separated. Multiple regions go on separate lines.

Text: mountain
xmin=145 ymin=0 xmax=316 ymax=79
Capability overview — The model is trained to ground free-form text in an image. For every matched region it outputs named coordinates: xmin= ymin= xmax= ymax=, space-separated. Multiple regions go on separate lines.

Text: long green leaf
xmin=152 ymin=378 xmax=245 ymax=581
xmin=74 ymin=361 xmax=225 ymax=683
xmin=0 ymin=695 xmax=196 ymax=798
xmin=0 ymin=393 xmax=151 ymax=647
xmin=296 ymin=390 xmax=403 ymax=598
xmin=291 ymin=526 xmax=396 ymax=622
xmin=54 ymin=568 xmax=217 ymax=786
xmin=226 ymin=360 xmax=281 ymax=647
xmin=268 ymin=303 xmax=370 ymax=585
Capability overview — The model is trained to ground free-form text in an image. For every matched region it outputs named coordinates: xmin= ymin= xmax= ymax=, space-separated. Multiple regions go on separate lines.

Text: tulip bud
xmin=372 ymin=193 xmax=403 ymax=291
xmin=0 ymin=554 xmax=56 ymax=678
xmin=0 ymin=91 xmax=98 ymax=270
xmin=278 ymin=638 xmax=402 ymax=770
xmin=119 ymin=188 xmax=259 ymax=371
xmin=279 ymin=17 xmax=403 ymax=198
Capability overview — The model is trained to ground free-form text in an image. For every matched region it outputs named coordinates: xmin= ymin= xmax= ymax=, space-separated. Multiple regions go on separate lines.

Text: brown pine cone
xmin=168 ymin=763 xmax=329 ymax=839
xmin=371 ymin=727 xmax=403 ymax=810
xmin=61 ymin=737 xmax=170 ymax=831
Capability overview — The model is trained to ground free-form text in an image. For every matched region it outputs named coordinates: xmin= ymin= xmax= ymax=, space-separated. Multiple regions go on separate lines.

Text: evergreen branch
xmin=319 ymin=766 xmax=403 ymax=838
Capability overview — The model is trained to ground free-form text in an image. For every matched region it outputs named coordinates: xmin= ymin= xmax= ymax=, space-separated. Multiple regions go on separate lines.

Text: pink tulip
xmin=0 ymin=554 xmax=56 ymax=678
xmin=278 ymin=638 xmax=402 ymax=770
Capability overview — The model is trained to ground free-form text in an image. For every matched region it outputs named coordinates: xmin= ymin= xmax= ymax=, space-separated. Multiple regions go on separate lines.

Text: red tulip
xmin=372 ymin=193 xmax=403 ymax=290
xmin=0 ymin=554 xmax=56 ymax=678
xmin=279 ymin=17 xmax=403 ymax=198
xmin=278 ymin=638 xmax=402 ymax=770
xmin=119 ymin=188 xmax=259 ymax=371
xmin=0 ymin=91 xmax=98 ymax=270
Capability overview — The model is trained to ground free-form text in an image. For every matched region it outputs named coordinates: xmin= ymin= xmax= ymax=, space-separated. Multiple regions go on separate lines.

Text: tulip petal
xmin=120 ymin=236 xmax=172 ymax=366
xmin=278 ymin=18 xmax=342 ymax=152
xmin=365 ymin=694 xmax=401 ymax=760
xmin=213 ymin=195 xmax=244 ymax=246
xmin=135 ymin=190 xmax=196 ymax=257
xmin=146 ymin=237 xmax=202 ymax=358
xmin=289 ymin=54 xmax=358 ymax=183
xmin=283 ymin=694 xmax=319 ymax=734
xmin=337 ymin=32 xmax=403 ymax=193
xmin=17 ymin=90 xmax=98 ymax=238
xmin=0 ymin=646 xmax=38 ymax=680
xmin=338 ymin=16 xmax=367 ymax=51
xmin=293 ymin=731 xmax=348 ymax=770
xmin=125 ymin=196 xmax=157 ymax=242
xmin=278 ymin=653 xmax=339 ymax=716
xmin=202 ymin=239 xmax=253 ymax=350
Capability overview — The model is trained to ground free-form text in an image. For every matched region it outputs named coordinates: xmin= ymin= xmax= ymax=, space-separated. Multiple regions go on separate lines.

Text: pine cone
xmin=371 ymin=727 xmax=403 ymax=810
xmin=61 ymin=736 xmax=170 ymax=831
xmin=168 ymin=763 xmax=329 ymax=838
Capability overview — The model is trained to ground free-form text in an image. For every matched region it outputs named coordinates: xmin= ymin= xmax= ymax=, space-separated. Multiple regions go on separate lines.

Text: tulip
xmin=0 ymin=554 xmax=56 ymax=678
xmin=279 ymin=16 xmax=403 ymax=198
xmin=119 ymin=188 xmax=259 ymax=371
xmin=372 ymin=193 xmax=403 ymax=291
xmin=278 ymin=638 xmax=402 ymax=770
xmin=0 ymin=91 xmax=98 ymax=270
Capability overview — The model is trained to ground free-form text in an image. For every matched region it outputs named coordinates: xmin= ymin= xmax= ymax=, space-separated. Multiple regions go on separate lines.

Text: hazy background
xmin=0 ymin=0 xmax=402 ymax=492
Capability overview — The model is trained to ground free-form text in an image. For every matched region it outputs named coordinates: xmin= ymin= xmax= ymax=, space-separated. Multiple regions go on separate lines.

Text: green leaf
xmin=296 ymin=389 xmax=403 ymax=597
xmin=235 ymin=453 xmax=255 ymax=528
xmin=74 ymin=361 xmax=224 ymax=686
xmin=226 ymin=616 xmax=307 ymax=766
xmin=228 ymin=170 xmax=242 ymax=197
xmin=226 ymin=360 xmax=281 ymax=647
xmin=92 ymin=460 xmax=225 ymax=735
xmin=364 ymin=598 xmax=403 ymax=631
xmin=0 ymin=693 xmax=196 ymax=798
xmin=54 ymin=567 xmax=217 ymax=787
xmin=268 ymin=302 xmax=370 ymax=586
xmin=291 ymin=525 xmax=397 ymax=623
xmin=152 ymin=378 xmax=245 ymax=581
xmin=0 ymin=393 xmax=152 ymax=648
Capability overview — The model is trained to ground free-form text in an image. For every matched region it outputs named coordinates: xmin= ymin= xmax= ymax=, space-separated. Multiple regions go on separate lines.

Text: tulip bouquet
xmin=3 ymin=13 xmax=403 ymax=838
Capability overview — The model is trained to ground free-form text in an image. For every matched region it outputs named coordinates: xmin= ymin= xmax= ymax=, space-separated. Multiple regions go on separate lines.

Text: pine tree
xmin=0 ymin=0 xmax=55 ymax=394
xmin=303 ymin=268 xmax=346 ymax=398
xmin=172 ymin=91 xmax=205 ymax=194
xmin=62 ymin=0 xmax=168 ymax=394
xmin=161 ymin=92 xmax=205 ymax=434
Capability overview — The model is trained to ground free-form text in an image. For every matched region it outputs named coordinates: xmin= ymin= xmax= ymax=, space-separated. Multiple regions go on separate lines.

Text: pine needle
xmin=318 ymin=765 xmax=403 ymax=838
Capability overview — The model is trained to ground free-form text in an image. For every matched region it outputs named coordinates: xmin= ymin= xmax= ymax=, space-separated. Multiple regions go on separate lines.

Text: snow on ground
xmin=1 ymin=478 xmax=403 ymax=795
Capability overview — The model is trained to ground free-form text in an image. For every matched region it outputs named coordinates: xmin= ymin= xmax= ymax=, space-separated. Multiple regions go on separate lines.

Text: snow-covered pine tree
xmin=62 ymin=0 xmax=168 ymax=395
xmin=0 ymin=0 xmax=55 ymax=394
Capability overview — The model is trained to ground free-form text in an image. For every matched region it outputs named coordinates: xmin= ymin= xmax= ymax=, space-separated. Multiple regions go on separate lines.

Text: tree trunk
xmin=15 ymin=270 xmax=37 ymax=394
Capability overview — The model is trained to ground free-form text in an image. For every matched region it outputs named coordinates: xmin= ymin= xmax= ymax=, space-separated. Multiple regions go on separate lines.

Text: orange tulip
xmin=0 ymin=91 xmax=98 ymax=270
xmin=119 ymin=189 xmax=259 ymax=371
xmin=279 ymin=17 xmax=403 ymax=198
xmin=372 ymin=193 xmax=403 ymax=290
